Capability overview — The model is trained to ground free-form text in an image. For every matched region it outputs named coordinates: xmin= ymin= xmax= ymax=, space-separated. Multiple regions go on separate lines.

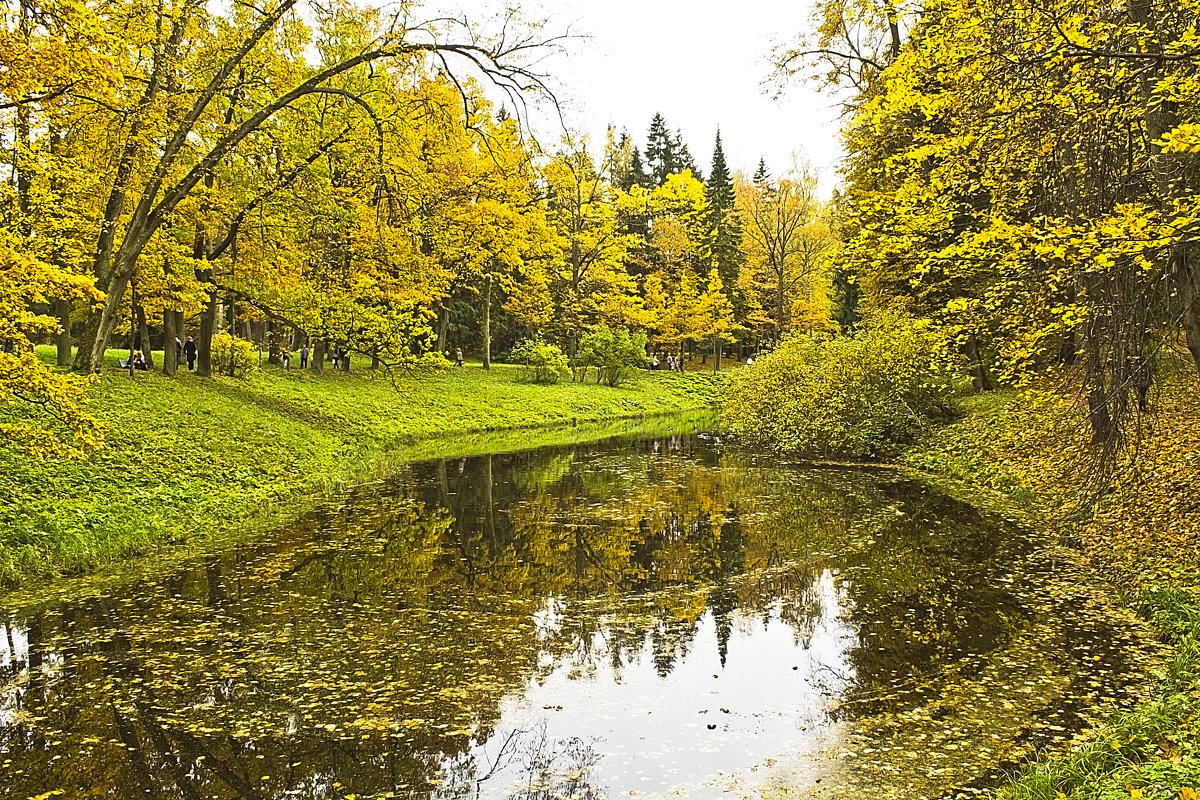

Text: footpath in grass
xmin=904 ymin=359 xmax=1200 ymax=800
xmin=0 ymin=354 xmax=722 ymax=588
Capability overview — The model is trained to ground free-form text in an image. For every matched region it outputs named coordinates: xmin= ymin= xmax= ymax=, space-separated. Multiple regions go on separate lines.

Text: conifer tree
xmin=753 ymin=158 xmax=771 ymax=189
xmin=703 ymin=131 xmax=744 ymax=320
xmin=676 ymin=132 xmax=702 ymax=182
xmin=627 ymin=148 xmax=651 ymax=189
xmin=645 ymin=113 xmax=679 ymax=186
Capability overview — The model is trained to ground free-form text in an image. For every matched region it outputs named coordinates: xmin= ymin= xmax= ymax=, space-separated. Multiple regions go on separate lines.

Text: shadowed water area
xmin=0 ymin=425 xmax=1163 ymax=799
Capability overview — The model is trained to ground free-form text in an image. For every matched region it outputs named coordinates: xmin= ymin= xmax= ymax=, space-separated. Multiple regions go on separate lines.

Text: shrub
xmin=510 ymin=338 xmax=571 ymax=384
xmin=722 ymin=310 xmax=963 ymax=459
xmin=210 ymin=332 xmax=259 ymax=377
xmin=573 ymin=327 xmax=648 ymax=387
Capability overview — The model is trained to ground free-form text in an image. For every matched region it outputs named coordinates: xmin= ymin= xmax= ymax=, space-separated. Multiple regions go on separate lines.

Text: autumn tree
xmin=737 ymin=165 xmax=831 ymax=341
xmin=543 ymin=140 xmax=640 ymax=350
xmin=50 ymin=0 xmax=564 ymax=375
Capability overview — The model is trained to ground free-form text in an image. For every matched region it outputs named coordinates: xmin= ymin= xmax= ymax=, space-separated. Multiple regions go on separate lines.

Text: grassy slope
xmin=904 ymin=362 xmax=1200 ymax=800
xmin=0 ymin=352 xmax=721 ymax=587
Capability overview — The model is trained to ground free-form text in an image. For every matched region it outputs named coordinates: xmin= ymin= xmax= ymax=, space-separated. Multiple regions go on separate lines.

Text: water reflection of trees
xmin=0 ymin=433 xmax=1027 ymax=800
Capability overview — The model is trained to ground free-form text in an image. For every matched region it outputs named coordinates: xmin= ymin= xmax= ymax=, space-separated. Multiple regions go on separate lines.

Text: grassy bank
xmin=904 ymin=364 xmax=1200 ymax=799
xmin=0 ymin=352 xmax=722 ymax=588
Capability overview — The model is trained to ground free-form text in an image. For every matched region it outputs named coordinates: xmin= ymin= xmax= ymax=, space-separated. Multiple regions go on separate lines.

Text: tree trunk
xmin=962 ymin=333 xmax=992 ymax=391
xmin=54 ymin=298 xmax=72 ymax=367
xmin=1084 ymin=321 xmax=1112 ymax=445
xmin=136 ymin=303 xmax=154 ymax=369
xmin=436 ymin=307 xmax=450 ymax=355
xmin=1129 ymin=0 xmax=1200 ymax=375
xmin=197 ymin=284 xmax=218 ymax=377
xmin=713 ymin=336 xmax=721 ymax=373
xmin=309 ymin=339 xmax=325 ymax=374
xmin=481 ymin=275 xmax=492 ymax=370
xmin=163 ymin=307 xmax=178 ymax=376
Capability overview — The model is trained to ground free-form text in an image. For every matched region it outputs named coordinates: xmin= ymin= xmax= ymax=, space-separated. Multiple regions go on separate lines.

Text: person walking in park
xmin=183 ymin=336 xmax=197 ymax=371
xmin=299 ymin=344 xmax=309 ymax=369
xmin=282 ymin=347 xmax=291 ymax=371
xmin=455 ymin=347 xmax=464 ymax=367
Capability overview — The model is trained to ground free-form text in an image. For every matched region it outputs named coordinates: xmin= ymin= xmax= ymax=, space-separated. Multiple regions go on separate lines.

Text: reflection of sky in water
xmin=458 ymin=569 xmax=855 ymax=798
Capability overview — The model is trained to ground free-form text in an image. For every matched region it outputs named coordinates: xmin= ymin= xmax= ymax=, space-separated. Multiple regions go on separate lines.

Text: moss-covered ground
xmin=904 ymin=359 xmax=1200 ymax=800
xmin=0 ymin=349 xmax=721 ymax=588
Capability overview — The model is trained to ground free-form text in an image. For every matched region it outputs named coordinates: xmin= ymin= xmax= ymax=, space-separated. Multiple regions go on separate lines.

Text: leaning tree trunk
xmin=54 ymin=298 xmax=72 ymax=367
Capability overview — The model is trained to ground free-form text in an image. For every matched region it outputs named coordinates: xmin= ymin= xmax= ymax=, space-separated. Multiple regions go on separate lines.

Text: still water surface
xmin=0 ymin=426 xmax=1160 ymax=799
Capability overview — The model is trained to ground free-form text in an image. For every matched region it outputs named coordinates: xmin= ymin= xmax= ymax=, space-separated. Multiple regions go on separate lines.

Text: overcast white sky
xmin=422 ymin=0 xmax=846 ymax=196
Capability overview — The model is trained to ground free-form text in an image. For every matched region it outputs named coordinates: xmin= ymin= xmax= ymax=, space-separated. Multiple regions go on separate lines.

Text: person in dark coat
xmin=1130 ymin=353 xmax=1153 ymax=412
xmin=183 ymin=336 xmax=198 ymax=371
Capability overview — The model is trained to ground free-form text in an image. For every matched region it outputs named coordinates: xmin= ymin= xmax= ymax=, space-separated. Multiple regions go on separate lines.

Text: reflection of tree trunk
xmin=55 ymin=298 xmax=73 ymax=366
xmin=205 ymin=555 xmax=227 ymax=610
xmin=485 ymin=454 xmax=496 ymax=549
xmin=437 ymin=459 xmax=449 ymax=506
xmin=112 ymin=707 xmax=156 ymax=796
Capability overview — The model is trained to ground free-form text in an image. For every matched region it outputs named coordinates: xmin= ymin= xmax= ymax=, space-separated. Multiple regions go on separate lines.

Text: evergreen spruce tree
xmin=703 ymin=130 xmax=744 ymax=321
xmin=628 ymin=148 xmax=651 ymax=189
xmin=676 ymin=131 xmax=703 ymax=182
xmin=752 ymin=158 xmax=771 ymax=188
xmin=646 ymin=113 xmax=680 ymax=186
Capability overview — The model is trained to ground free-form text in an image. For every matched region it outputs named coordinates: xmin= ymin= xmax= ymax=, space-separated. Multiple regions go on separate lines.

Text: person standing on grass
xmin=455 ymin=347 xmax=464 ymax=367
xmin=183 ymin=336 xmax=197 ymax=371
xmin=282 ymin=347 xmax=291 ymax=371
xmin=300 ymin=343 xmax=309 ymax=369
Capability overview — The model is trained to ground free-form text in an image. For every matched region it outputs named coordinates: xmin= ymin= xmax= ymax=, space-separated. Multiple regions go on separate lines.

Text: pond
xmin=0 ymin=423 xmax=1162 ymax=800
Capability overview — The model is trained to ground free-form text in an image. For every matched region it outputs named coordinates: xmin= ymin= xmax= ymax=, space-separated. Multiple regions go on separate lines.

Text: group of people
xmin=648 ymin=353 xmax=685 ymax=372
xmin=172 ymin=336 xmax=199 ymax=370
xmin=280 ymin=344 xmax=312 ymax=371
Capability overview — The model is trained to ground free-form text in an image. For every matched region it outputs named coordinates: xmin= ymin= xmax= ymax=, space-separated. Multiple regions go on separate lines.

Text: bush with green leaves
xmin=510 ymin=338 xmax=571 ymax=384
xmin=573 ymin=326 xmax=649 ymax=387
xmin=722 ymin=311 xmax=963 ymax=459
xmin=210 ymin=332 xmax=259 ymax=377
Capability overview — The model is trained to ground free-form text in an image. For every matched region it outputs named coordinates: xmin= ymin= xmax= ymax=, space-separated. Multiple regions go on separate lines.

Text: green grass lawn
xmin=0 ymin=348 xmax=723 ymax=588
